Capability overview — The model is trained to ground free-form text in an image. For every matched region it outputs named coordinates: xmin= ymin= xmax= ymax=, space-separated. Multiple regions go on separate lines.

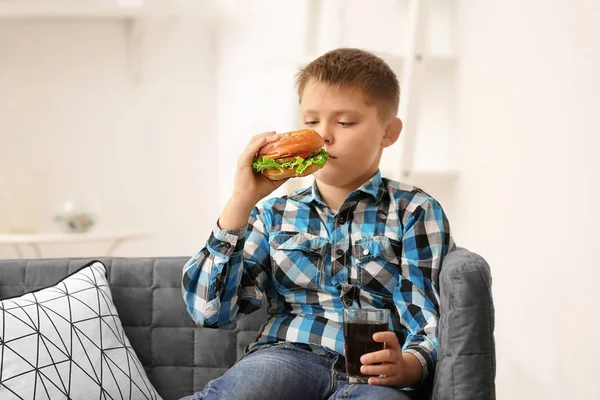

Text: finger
xmin=360 ymin=363 xmax=396 ymax=376
xmin=250 ymin=131 xmax=277 ymax=142
xmin=259 ymin=133 xmax=281 ymax=147
xmin=368 ymin=376 xmax=399 ymax=387
xmin=238 ymin=133 xmax=278 ymax=166
xmin=361 ymin=348 xmax=396 ymax=365
xmin=372 ymin=331 xmax=401 ymax=350
xmin=246 ymin=132 xmax=280 ymax=157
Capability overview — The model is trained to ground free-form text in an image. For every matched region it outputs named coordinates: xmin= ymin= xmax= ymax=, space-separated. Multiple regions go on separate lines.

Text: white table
xmin=0 ymin=232 xmax=151 ymax=258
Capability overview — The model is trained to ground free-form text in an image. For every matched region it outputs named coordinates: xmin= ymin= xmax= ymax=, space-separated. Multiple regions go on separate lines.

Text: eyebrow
xmin=302 ymin=109 xmax=361 ymax=115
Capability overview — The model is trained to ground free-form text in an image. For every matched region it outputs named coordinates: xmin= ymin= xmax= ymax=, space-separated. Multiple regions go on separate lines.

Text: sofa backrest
xmin=0 ymin=257 xmax=269 ymax=400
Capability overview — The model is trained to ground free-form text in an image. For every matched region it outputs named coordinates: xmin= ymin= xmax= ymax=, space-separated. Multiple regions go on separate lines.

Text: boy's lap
xmin=184 ymin=344 xmax=332 ymax=400
xmin=181 ymin=343 xmax=413 ymax=400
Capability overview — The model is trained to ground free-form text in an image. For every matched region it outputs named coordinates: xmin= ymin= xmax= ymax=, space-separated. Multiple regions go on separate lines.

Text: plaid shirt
xmin=182 ymin=170 xmax=455 ymax=385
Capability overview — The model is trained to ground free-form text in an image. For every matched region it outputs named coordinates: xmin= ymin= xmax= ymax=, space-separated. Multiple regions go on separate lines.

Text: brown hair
xmin=295 ymin=48 xmax=400 ymax=120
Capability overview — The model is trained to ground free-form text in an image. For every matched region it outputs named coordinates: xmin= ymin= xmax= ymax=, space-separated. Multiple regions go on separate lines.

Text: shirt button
xmin=343 ymin=297 xmax=353 ymax=307
xmin=362 ymin=249 xmax=370 ymax=256
xmin=223 ymin=242 xmax=231 ymax=249
xmin=335 ymin=248 xmax=344 ymax=257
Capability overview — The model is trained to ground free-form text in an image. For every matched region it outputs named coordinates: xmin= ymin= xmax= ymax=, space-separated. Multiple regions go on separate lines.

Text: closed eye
xmin=304 ymin=121 xmax=319 ymax=126
xmin=339 ymin=122 xmax=355 ymax=127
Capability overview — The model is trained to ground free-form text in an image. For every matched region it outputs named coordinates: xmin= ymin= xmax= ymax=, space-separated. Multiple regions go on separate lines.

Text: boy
xmin=181 ymin=48 xmax=455 ymax=400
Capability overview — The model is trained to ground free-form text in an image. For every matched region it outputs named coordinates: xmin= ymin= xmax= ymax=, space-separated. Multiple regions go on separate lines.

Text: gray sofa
xmin=0 ymin=248 xmax=495 ymax=400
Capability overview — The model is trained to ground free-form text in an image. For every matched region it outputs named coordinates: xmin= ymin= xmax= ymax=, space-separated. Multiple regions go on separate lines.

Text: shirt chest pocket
xmin=354 ymin=236 xmax=401 ymax=297
xmin=269 ymin=232 xmax=329 ymax=294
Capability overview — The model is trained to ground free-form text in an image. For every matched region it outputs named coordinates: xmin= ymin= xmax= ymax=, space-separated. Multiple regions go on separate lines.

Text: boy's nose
xmin=319 ymin=126 xmax=333 ymax=145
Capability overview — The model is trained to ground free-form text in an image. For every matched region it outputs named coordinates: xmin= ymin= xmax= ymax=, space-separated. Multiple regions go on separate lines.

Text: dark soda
xmin=343 ymin=321 xmax=388 ymax=381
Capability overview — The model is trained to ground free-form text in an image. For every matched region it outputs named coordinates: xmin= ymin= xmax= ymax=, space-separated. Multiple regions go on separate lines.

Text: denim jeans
xmin=180 ymin=343 xmax=414 ymax=400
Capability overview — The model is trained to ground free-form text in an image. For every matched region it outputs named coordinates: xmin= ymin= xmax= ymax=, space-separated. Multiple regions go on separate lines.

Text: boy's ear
xmin=382 ymin=117 xmax=403 ymax=148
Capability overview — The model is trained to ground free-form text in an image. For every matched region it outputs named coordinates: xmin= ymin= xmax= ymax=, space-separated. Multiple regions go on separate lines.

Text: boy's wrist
xmin=228 ymin=194 xmax=258 ymax=214
xmin=230 ymin=191 xmax=260 ymax=209
xmin=218 ymin=195 xmax=256 ymax=231
xmin=400 ymin=352 xmax=424 ymax=388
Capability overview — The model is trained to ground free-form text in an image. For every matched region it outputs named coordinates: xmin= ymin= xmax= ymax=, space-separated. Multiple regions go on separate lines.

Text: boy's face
xmin=299 ymin=80 xmax=401 ymax=189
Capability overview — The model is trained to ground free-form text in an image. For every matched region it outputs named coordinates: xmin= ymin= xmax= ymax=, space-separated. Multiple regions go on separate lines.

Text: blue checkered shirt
xmin=182 ymin=170 xmax=455 ymax=385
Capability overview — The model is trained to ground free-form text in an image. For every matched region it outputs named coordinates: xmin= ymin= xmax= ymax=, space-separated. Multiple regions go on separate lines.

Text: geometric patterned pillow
xmin=0 ymin=261 xmax=162 ymax=400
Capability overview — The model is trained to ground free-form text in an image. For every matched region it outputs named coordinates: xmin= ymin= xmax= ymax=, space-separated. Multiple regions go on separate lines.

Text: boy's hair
xmin=295 ymin=48 xmax=400 ymax=120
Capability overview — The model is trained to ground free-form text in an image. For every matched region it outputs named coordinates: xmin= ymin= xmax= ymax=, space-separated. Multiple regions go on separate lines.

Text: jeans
xmin=180 ymin=343 xmax=414 ymax=400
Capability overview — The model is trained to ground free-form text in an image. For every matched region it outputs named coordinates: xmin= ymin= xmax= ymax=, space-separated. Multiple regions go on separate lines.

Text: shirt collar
xmin=299 ymin=170 xmax=384 ymax=206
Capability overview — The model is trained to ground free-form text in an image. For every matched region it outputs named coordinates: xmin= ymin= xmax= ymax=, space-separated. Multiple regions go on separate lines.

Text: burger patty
xmin=274 ymin=149 xmax=320 ymax=164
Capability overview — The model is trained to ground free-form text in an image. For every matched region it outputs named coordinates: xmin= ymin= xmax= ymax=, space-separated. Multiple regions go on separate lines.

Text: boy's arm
xmin=394 ymin=198 xmax=455 ymax=388
xmin=182 ymin=201 xmax=271 ymax=327
xmin=181 ymin=131 xmax=286 ymax=328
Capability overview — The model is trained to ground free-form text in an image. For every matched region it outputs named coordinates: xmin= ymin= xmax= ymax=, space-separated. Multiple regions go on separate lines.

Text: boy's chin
xmin=315 ymin=162 xmax=380 ymax=189
xmin=314 ymin=166 xmax=351 ymax=186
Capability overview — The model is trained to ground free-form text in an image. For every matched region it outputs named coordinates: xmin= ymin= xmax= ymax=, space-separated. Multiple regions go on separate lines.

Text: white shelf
xmin=0 ymin=231 xmax=152 ymax=257
xmin=0 ymin=0 xmax=214 ymax=20
xmin=0 ymin=231 xmax=150 ymax=245
xmin=0 ymin=1 xmax=148 ymax=19
xmin=0 ymin=1 xmax=216 ymax=85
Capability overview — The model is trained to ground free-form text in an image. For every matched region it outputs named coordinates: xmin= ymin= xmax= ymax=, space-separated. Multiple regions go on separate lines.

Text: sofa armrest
xmin=432 ymin=247 xmax=496 ymax=400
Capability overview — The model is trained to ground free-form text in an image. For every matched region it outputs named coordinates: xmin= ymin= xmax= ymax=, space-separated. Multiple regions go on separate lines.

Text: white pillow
xmin=0 ymin=261 xmax=162 ymax=400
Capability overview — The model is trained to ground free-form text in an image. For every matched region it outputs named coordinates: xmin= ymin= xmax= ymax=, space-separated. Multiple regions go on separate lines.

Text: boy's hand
xmin=233 ymin=131 xmax=288 ymax=204
xmin=360 ymin=331 xmax=423 ymax=389
xmin=219 ymin=132 xmax=287 ymax=230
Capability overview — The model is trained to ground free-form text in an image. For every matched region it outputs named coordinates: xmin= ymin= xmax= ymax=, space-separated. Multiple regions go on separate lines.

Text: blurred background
xmin=0 ymin=0 xmax=599 ymax=398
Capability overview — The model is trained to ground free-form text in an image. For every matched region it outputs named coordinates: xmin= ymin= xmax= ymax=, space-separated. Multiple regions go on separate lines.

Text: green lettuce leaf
xmin=251 ymin=157 xmax=283 ymax=172
xmin=252 ymin=148 xmax=329 ymax=176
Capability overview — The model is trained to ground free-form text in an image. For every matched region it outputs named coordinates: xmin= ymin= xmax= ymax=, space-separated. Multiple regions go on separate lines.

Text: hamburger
xmin=252 ymin=129 xmax=329 ymax=181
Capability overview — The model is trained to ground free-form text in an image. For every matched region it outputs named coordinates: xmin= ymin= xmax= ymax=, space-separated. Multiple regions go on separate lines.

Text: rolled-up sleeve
xmin=395 ymin=198 xmax=455 ymax=389
xmin=182 ymin=205 xmax=271 ymax=327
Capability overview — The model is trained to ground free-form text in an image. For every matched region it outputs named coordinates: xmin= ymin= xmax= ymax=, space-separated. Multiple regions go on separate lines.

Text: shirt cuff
xmin=203 ymin=298 xmax=222 ymax=326
xmin=403 ymin=346 xmax=434 ymax=390
xmin=208 ymin=220 xmax=247 ymax=257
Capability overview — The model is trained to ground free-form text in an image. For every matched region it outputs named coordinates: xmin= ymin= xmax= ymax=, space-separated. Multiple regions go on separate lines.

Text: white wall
xmin=0 ymin=17 xmax=219 ymax=258
xmin=456 ymin=0 xmax=600 ymax=398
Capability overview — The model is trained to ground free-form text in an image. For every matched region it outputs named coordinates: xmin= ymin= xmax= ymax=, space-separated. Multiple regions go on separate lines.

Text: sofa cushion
xmin=0 ymin=260 xmax=161 ymax=400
